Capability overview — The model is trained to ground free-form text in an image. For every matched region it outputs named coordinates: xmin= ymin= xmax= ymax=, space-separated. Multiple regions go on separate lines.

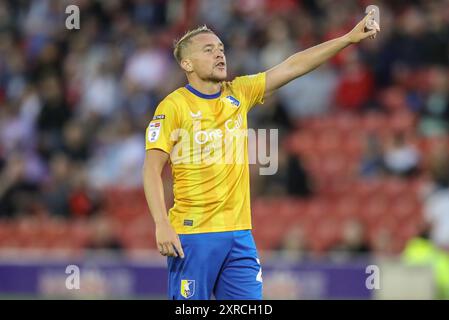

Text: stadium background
xmin=0 ymin=0 xmax=448 ymax=299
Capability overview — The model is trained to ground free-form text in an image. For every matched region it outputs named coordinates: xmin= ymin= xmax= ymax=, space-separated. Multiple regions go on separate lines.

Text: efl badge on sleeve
xmin=148 ymin=121 xmax=161 ymax=142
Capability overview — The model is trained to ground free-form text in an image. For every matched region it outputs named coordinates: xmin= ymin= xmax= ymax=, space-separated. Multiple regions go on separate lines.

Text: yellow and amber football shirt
xmin=145 ymin=73 xmax=266 ymax=234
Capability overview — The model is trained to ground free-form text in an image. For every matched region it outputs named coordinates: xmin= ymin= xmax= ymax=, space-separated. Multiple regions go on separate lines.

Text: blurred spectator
xmin=379 ymin=84 xmax=409 ymax=113
xmin=371 ymin=228 xmax=395 ymax=257
xmin=225 ymin=31 xmax=261 ymax=76
xmin=389 ymin=7 xmax=428 ymax=69
xmin=424 ymin=187 xmax=449 ymax=251
xmin=428 ymin=139 xmax=449 ymax=189
xmin=88 ymin=116 xmax=144 ymax=189
xmin=423 ymin=2 xmax=449 ymax=66
xmin=286 ymin=155 xmax=313 ymax=197
xmin=383 ymin=131 xmax=420 ymax=177
xmin=0 ymin=103 xmax=30 ymax=154
xmin=86 ymin=213 xmax=123 ymax=252
xmin=402 ymin=230 xmax=449 ymax=300
xmin=123 ymin=28 xmax=170 ymax=92
xmin=260 ymin=18 xmax=295 ymax=70
xmin=42 ymin=153 xmax=72 ymax=218
xmin=334 ymin=51 xmax=375 ymax=112
xmin=276 ymin=224 xmax=309 ymax=262
xmin=423 ymin=142 xmax=449 ymax=250
xmin=79 ymin=58 xmax=122 ymax=121
xmin=359 ymin=133 xmax=385 ymax=178
xmin=30 ymin=43 xmax=63 ymax=82
xmin=197 ymin=0 xmax=232 ymax=34
xmin=255 ymin=133 xmax=313 ymax=197
xmin=332 ymin=219 xmax=371 ymax=258
xmin=278 ymin=65 xmax=337 ymax=118
xmin=69 ymin=164 xmax=102 ymax=218
xmin=36 ymin=75 xmax=72 ymax=160
xmin=60 ymin=121 xmax=89 ymax=163
xmin=0 ymin=153 xmax=39 ymax=218
xmin=418 ymin=67 xmax=449 ymax=137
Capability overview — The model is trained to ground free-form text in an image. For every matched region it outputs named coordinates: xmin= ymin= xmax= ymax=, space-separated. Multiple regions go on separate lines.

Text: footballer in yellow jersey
xmin=145 ymin=73 xmax=265 ymax=234
xmin=142 ymin=13 xmax=379 ymax=300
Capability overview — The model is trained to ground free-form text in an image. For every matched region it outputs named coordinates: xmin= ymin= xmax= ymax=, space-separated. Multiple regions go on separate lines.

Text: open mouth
xmin=215 ymin=62 xmax=226 ymax=68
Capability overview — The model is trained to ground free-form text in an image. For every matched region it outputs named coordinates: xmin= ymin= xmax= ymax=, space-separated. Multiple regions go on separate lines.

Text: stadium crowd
xmin=0 ymin=0 xmax=448 ymax=259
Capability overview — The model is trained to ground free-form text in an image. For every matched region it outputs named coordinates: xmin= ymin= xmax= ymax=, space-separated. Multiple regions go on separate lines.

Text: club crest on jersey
xmin=224 ymin=95 xmax=240 ymax=108
xmin=180 ymin=280 xmax=195 ymax=299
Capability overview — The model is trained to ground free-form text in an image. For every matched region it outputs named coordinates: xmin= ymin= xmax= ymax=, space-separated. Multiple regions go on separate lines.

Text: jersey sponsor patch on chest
xmin=148 ymin=121 xmax=161 ymax=142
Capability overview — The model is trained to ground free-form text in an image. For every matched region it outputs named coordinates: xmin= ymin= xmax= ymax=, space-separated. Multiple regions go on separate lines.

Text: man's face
xmin=182 ymin=33 xmax=227 ymax=82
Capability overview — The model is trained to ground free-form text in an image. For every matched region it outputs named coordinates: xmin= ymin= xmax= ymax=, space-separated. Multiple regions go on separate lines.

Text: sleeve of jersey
xmin=231 ymin=72 xmax=266 ymax=112
xmin=145 ymin=101 xmax=179 ymax=154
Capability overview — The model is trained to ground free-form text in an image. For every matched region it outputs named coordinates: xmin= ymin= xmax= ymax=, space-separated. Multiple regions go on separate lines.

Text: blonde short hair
xmin=173 ymin=25 xmax=215 ymax=64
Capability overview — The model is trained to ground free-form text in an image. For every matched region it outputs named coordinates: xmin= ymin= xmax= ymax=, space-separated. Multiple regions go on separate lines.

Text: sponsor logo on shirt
xmin=225 ymin=114 xmax=243 ymax=132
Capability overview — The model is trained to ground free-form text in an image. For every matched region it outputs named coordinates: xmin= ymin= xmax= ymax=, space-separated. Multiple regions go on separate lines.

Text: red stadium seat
xmin=334 ymin=196 xmax=361 ymax=220
xmin=388 ymin=111 xmax=416 ymax=132
xmin=362 ymin=112 xmax=387 ymax=133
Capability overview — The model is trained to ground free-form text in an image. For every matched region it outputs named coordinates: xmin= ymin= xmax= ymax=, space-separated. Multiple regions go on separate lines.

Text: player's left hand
xmin=346 ymin=10 xmax=380 ymax=43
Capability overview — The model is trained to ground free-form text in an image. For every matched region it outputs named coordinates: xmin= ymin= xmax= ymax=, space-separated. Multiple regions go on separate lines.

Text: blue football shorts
xmin=167 ymin=230 xmax=263 ymax=300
